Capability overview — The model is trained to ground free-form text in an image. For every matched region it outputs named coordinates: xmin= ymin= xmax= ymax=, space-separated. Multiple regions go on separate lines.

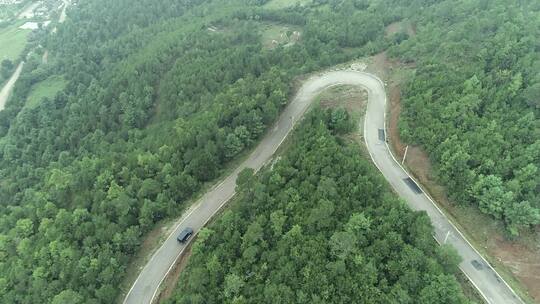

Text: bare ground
xmin=385 ymin=22 xmax=402 ymax=37
xmin=318 ymin=85 xmax=367 ymax=113
xmin=0 ymin=62 xmax=23 ymax=111
xmin=385 ymin=20 xmax=416 ymax=37
xmin=317 ymin=84 xmax=368 ymax=138
xmin=154 ymin=245 xmax=193 ymax=303
xmin=371 ymin=52 xmax=540 ymax=303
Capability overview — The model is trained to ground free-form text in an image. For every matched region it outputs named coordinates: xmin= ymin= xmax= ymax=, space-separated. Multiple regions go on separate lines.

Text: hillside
xmin=0 ymin=0 xmax=392 ymax=302
xmin=166 ymin=109 xmax=470 ymax=304
xmin=0 ymin=0 xmax=537 ymax=303
xmin=391 ymin=0 xmax=540 ymax=236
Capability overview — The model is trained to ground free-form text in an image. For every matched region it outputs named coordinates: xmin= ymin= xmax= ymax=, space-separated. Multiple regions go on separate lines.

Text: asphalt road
xmin=124 ymin=71 xmax=522 ymax=304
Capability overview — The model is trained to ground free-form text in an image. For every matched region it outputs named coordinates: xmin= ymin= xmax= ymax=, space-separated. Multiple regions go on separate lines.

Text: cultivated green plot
xmin=260 ymin=22 xmax=302 ymax=49
xmin=263 ymin=0 xmax=311 ymax=9
xmin=0 ymin=22 xmax=31 ymax=62
xmin=25 ymin=75 xmax=66 ymax=109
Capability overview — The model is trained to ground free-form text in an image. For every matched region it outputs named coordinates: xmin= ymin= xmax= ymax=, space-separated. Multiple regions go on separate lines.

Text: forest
xmin=0 ymin=0 xmax=537 ymax=302
xmin=166 ymin=109 xmax=469 ymax=304
xmin=0 ymin=0 xmax=393 ymax=302
xmin=390 ymin=0 xmax=540 ymax=236
xmin=0 ymin=59 xmax=15 ymax=85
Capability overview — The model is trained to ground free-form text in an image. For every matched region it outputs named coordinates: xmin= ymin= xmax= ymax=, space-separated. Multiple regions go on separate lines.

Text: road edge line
xmin=360 ymin=71 xmax=522 ymax=304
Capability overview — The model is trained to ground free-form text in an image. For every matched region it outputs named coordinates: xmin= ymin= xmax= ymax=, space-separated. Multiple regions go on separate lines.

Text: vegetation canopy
xmin=0 ymin=0 xmax=537 ymax=302
xmin=166 ymin=109 xmax=469 ymax=304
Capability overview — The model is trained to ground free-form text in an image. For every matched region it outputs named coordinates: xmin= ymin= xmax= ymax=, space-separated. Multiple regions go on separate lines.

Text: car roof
xmin=179 ymin=227 xmax=193 ymax=237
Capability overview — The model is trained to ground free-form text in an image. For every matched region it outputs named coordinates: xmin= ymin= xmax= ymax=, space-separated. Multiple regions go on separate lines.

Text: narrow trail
xmin=0 ymin=62 xmax=23 ymax=111
xmin=59 ymin=0 xmax=69 ymax=23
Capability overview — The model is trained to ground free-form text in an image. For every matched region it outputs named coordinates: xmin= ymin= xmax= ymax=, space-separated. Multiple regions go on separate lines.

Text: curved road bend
xmin=124 ymin=71 xmax=522 ymax=304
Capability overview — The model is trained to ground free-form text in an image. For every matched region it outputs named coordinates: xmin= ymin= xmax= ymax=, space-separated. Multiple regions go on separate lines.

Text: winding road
xmin=124 ymin=71 xmax=523 ymax=304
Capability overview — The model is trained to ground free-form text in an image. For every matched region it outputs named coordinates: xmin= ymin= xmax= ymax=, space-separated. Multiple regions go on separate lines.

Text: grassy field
xmin=260 ymin=22 xmax=302 ymax=49
xmin=263 ymin=0 xmax=311 ymax=9
xmin=24 ymin=75 xmax=66 ymax=109
xmin=0 ymin=22 xmax=31 ymax=62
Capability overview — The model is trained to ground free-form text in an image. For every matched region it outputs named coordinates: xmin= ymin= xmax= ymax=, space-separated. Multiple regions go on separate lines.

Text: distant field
xmin=260 ymin=22 xmax=302 ymax=49
xmin=0 ymin=22 xmax=31 ymax=61
xmin=264 ymin=0 xmax=311 ymax=9
xmin=25 ymin=75 xmax=66 ymax=109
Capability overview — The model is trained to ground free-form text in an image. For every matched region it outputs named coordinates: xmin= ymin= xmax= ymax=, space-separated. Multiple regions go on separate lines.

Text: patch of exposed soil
xmin=154 ymin=245 xmax=193 ymax=303
xmin=385 ymin=20 xmax=416 ymax=37
xmin=492 ymin=233 xmax=540 ymax=301
xmin=385 ymin=22 xmax=402 ymax=37
xmin=42 ymin=50 xmax=48 ymax=64
xmin=387 ymin=84 xmax=405 ymax=156
xmin=261 ymin=22 xmax=302 ymax=50
xmin=374 ymin=51 xmax=540 ymax=303
xmin=367 ymin=52 xmax=390 ymax=78
xmin=318 ymin=85 xmax=368 ymax=114
xmin=318 ymin=84 xmax=368 ymax=137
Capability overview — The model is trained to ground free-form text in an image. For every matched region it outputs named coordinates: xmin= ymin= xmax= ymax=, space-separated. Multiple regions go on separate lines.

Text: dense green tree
xmin=392 ymin=0 xmax=540 ymax=234
xmin=169 ymin=111 xmax=469 ymax=303
xmin=3 ymin=0 xmax=521 ymax=301
xmin=0 ymin=59 xmax=14 ymax=80
xmin=2 ymin=0 xmax=382 ymax=300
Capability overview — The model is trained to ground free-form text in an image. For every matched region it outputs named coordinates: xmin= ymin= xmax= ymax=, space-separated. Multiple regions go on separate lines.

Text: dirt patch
xmin=387 ymin=85 xmax=405 ymax=155
xmin=374 ymin=51 xmax=540 ymax=302
xmin=318 ymin=85 xmax=367 ymax=113
xmin=318 ymin=85 xmax=368 ymax=135
xmin=206 ymin=25 xmax=227 ymax=33
xmin=260 ymin=22 xmax=301 ymax=49
xmin=154 ymin=245 xmax=193 ymax=303
xmin=42 ymin=50 xmax=48 ymax=64
xmin=385 ymin=20 xmax=416 ymax=38
xmin=18 ymin=2 xmax=40 ymax=19
xmin=385 ymin=22 xmax=402 ymax=37
xmin=367 ymin=52 xmax=390 ymax=78
xmin=494 ymin=233 xmax=540 ymax=281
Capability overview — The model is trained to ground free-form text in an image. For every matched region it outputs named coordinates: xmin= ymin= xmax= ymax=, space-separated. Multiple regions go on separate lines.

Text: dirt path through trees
xmin=0 ymin=61 xmax=23 ymax=110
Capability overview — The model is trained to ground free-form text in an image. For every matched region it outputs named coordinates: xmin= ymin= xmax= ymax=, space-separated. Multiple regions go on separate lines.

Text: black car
xmin=177 ymin=227 xmax=194 ymax=243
